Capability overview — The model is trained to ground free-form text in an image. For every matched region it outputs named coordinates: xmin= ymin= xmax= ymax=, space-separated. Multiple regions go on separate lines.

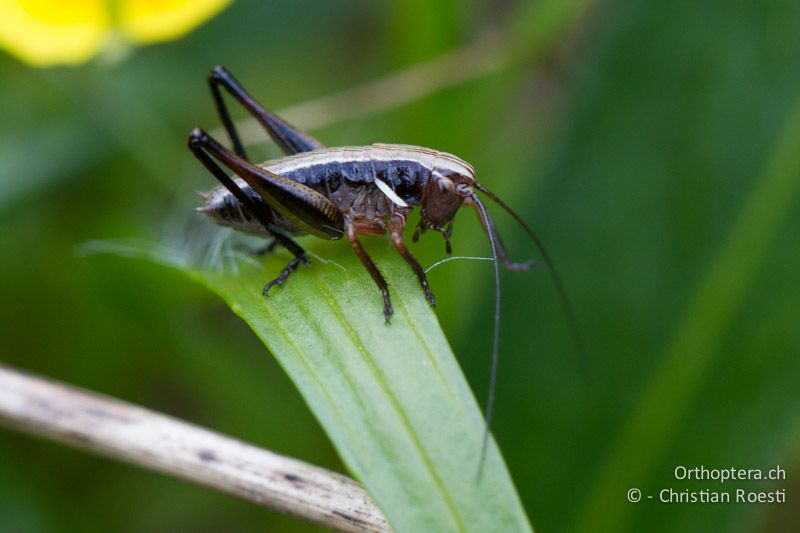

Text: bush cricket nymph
xmin=188 ymin=66 xmax=580 ymax=470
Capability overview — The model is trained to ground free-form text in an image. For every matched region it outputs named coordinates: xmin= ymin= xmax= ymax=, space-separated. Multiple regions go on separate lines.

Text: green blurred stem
xmin=227 ymin=0 xmax=597 ymax=147
xmin=574 ymin=93 xmax=800 ymax=532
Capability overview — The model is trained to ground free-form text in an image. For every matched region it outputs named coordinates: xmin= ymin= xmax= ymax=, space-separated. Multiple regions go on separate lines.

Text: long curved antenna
xmin=475 ymin=183 xmax=586 ymax=365
xmin=473 ymin=196 xmax=501 ymax=479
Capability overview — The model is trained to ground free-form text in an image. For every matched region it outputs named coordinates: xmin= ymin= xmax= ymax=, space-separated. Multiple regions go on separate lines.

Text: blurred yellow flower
xmin=0 ymin=0 xmax=232 ymax=66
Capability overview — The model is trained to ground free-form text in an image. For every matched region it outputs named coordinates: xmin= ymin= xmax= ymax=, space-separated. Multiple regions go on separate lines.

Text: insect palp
xmin=443 ymin=222 xmax=454 ymax=255
xmin=412 ymin=222 xmax=424 ymax=243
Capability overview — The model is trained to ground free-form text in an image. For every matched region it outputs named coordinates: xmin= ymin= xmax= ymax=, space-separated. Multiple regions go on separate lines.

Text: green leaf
xmin=98 ymin=238 xmax=533 ymax=532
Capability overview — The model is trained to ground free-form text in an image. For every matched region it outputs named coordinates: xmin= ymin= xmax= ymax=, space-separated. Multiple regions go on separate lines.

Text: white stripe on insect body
xmin=373 ymin=176 xmax=409 ymax=207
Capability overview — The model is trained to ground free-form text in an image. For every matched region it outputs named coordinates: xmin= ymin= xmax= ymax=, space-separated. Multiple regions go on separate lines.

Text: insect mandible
xmin=188 ymin=66 xmax=580 ymax=462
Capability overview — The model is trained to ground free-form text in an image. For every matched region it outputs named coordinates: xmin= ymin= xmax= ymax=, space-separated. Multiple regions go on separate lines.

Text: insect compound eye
xmin=437 ymin=176 xmax=455 ymax=193
xmin=455 ymin=183 xmax=472 ymax=196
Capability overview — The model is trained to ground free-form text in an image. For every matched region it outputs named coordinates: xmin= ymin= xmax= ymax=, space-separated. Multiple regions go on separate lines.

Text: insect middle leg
xmin=188 ymin=129 xmax=310 ymax=292
xmin=346 ymin=223 xmax=393 ymax=323
xmin=247 ymin=239 xmax=279 ymax=257
xmin=390 ymin=217 xmax=435 ymax=307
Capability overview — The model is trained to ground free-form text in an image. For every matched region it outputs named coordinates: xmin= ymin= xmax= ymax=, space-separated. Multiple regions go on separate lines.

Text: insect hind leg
xmin=188 ymin=128 xmax=310 ymax=291
xmin=262 ymin=256 xmax=306 ymax=296
xmin=208 ymin=66 xmax=325 ymax=158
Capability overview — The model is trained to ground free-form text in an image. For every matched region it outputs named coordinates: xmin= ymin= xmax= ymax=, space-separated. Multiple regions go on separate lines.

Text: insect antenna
xmin=472 ymin=184 xmax=587 ymax=479
xmin=472 ymin=195 xmax=502 ymax=478
xmin=475 ymin=183 xmax=586 ymax=360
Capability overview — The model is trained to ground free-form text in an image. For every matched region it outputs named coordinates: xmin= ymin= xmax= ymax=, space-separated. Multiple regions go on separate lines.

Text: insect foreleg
xmin=390 ymin=217 xmax=435 ymax=306
xmin=346 ymin=224 xmax=393 ymax=323
xmin=209 ymin=66 xmax=325 ymax=157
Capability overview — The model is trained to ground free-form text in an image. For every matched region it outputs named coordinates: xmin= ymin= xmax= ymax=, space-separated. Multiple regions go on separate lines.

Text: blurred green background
xmin=1 ymin=0 xmax=799 ymax=531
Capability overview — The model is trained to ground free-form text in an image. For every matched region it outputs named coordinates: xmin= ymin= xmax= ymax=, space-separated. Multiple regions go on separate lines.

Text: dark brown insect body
xmin=188 ymin=67 xmax=579 ymax=469
xmin=189 ymin=66 xmax=534 ymax=322
xmin=199 ymin=143 xmax=474 ymax=242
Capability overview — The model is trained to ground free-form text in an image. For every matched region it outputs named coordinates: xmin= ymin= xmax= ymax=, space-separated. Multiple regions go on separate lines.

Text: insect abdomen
xmin=198 ymin=178 xmax=302 ymax=235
